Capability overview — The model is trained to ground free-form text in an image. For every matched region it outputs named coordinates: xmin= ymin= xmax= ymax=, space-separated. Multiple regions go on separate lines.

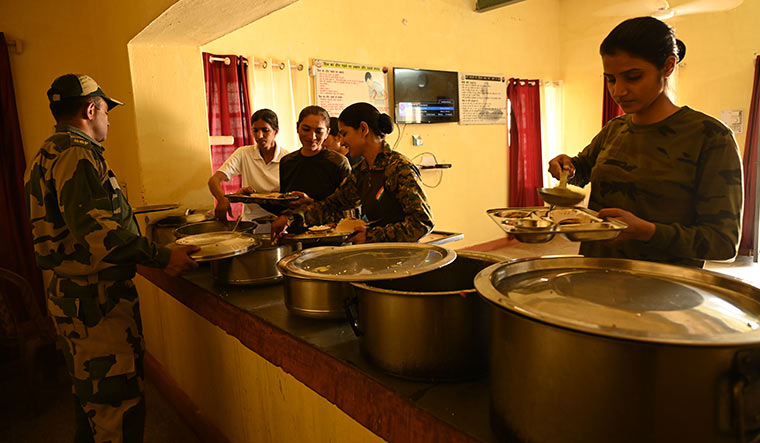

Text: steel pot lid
xmin=281 ymin=243 xmax=457 ymax=282
xmin=475 ymin=256 xmax=760 ymax=346
xmin=175 ymin=232 xmax=260 ymax=262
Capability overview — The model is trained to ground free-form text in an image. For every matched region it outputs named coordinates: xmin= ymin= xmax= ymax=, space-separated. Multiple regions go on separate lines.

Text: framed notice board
xmin=314 ymin=59 xmax=390 ymax=117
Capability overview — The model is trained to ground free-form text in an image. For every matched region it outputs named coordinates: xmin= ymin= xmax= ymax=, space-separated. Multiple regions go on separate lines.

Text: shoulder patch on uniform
xmin=70 ymin=135 xmax=90 ymax=146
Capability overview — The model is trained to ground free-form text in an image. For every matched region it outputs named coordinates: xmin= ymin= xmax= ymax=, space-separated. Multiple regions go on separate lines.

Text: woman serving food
xmin=278 ymin=106 xmax=351 ymax=208
xmin=271 ymin=102 xmax=434 ymax=243
xmin=548 ymin=16 xmax=743 ymax=267
xmin=208 ymin=108 xmax=287 ymax=222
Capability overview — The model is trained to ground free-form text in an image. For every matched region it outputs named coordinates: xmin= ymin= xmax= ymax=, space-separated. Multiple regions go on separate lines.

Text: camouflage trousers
xmin=47 ymin=274 xmax=145 ymax=443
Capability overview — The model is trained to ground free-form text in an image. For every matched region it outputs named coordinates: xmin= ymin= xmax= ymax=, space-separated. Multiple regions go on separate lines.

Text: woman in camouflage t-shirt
xmin=548 ymin=17 xmax=743 ymax=268
xmin=272 ymin=103 xmax=434 ymax=243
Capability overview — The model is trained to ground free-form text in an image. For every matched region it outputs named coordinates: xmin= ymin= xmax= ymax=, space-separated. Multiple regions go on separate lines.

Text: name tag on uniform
xmin=108 ymin=175 xmax=121 ymax=191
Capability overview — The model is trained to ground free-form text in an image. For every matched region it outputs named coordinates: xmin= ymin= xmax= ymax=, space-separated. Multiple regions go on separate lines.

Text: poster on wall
xmin=458 ymin=73 xmax=507 ymax=125
xmin=314 ymin=59 xmax=390 ymax=117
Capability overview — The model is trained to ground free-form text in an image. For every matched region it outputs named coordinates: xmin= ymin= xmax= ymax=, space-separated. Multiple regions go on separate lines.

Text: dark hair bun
xmin=378 ymin=114 xmax=394 ymax=135
xmin=675 ymin=39 xmax=686 ymax=63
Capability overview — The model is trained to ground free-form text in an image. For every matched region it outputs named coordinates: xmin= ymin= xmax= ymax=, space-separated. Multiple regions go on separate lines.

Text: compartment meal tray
xmin=487 ymin=207 xmax=627 ymax=243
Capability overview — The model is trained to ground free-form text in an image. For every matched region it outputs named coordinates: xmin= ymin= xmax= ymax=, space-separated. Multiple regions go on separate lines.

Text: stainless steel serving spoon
xmin=537 ymin=170 xmax=585 ymax=207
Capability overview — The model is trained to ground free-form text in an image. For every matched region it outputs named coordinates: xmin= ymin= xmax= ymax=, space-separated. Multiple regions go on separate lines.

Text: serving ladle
xmin=537 ymin=170 xmax=585 ymax=207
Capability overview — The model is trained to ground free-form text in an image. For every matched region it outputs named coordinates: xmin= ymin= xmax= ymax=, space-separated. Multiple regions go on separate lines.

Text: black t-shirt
xmin=279 ymin=149 xmax=351 ymax=201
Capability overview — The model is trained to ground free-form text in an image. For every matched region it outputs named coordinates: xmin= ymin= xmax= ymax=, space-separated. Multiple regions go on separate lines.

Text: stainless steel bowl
xmin=506 ymin=219 xmax=556 ymax=243
xmin=561 ymin=222 xmax=622 ymax=242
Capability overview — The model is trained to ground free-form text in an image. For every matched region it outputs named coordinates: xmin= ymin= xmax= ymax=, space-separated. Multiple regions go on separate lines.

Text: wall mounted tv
xmin=393 ymin=68 xmax=458 ymax=124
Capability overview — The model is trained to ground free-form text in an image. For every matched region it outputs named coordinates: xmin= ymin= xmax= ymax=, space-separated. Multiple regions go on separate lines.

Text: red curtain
xmin=602 ymin=78 xmax=623 ymax=127
xmin=739 ymin=56 xmax=760 ymax=257
xmin=202 ymin=53 xmax=253 ymax=220
xmin=0 ymin=33 xmax=46 ymax=314
xmin=507 ymin=78 xmax=544 ymax=207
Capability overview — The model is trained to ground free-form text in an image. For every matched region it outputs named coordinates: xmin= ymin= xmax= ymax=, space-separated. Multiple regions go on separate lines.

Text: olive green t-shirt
xmin=570 ymin=107 xmax=743 ymax=268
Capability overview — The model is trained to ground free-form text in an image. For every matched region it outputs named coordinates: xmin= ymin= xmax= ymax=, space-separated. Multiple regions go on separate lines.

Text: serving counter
xmin=136 ymin=262 xmax=497 ymax=442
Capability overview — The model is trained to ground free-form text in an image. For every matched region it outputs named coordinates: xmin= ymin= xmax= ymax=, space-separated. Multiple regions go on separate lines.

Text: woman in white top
xmin=208 ymin=109 xmax=289 ymax=222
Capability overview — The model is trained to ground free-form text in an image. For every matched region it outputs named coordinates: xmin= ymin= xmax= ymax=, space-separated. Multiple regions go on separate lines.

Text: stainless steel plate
xmin=226 ymin=192 xmax=299 ymax=204
xmin=475 ymin=256 xmax=760 ymax=345
xmin=282 ymin=243 xmax=457 ymax=282
xmin=132 ymin=203 xmax=180 ymax=214
xmin=487 ymin=207 xmax=627 ymax=242
xmin=175 ymin=232 xmax=260 ymax=262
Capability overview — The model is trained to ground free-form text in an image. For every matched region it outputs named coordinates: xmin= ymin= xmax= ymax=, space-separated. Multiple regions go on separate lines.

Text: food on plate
xmin=335 ymin=217 xmax=366 ymax=233
xmin=307 ymin=225 xmax=334 ymax=233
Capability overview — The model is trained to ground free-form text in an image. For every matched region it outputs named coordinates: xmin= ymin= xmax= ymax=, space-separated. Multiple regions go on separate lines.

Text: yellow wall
xmin=0 ymin=0 xmax=177 ymax=203
xmin=201 ymin=0 xmax=562 ymax=247
xmin=135 ymin=276 xmax=385 ymax=443
xmin=4 ymin=0 xmax=756 ymax=247
xmin=559 ymin=0 xmax=760 ymax=160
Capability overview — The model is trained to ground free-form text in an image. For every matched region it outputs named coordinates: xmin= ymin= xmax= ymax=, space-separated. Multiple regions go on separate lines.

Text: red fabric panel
xmin=0 ymin=32 xmax=46 ymax=314
xmin=739 ymin=56 xmax=759 ymax=255
xmin=507 ymin=78 xmax=544 ymax=207
xmin=202 ymin=53 xmax=254 ymax=220
xmin=602 ymin=78 xmax=623 ymax=127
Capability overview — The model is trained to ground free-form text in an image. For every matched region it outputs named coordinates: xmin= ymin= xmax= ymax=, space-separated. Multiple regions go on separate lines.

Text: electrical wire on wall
xmin=391 ymin=122 xmax=407 ymax=150
xmin=410 ymin=151 xmax=444 ymax=188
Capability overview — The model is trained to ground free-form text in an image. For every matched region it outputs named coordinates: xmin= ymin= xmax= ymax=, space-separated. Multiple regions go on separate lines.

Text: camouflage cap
xmin=47 ymin=74 xmax=124 ymax=110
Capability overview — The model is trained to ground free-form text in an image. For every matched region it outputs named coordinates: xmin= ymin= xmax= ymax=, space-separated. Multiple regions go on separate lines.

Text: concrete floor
xmin=0 ymin=357 xmax=199 ymax=443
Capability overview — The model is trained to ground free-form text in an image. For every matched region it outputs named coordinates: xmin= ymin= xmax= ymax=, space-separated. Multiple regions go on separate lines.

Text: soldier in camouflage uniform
xmin=24 ymin=74 xmax=199 ymax=443
xmin=549 ymin=17 xmax=743 ymax=268
xmin=272 ymin=102 xmax=433 ymax=243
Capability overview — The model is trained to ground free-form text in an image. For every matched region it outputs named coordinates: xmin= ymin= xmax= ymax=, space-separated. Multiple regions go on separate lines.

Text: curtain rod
xmin=252 ymin=59 xmax=304 ymax=71
xmin=208 ymin=56 xmax=249 ymax=65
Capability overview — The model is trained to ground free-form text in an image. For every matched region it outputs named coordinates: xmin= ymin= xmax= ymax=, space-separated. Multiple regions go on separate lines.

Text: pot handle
xmin=732 ymin=349 xmax=760 ymax=443
xmin=344 ymin=296 xmax=363 ymax=337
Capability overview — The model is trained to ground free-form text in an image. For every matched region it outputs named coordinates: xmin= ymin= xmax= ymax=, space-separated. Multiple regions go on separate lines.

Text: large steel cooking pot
xmin=278 ymin=250 xmax=354 ymax=320
xmin=475 ymin=256 xmax=760 ymax=443
xmin=174 ymin=220 xmax=256 ymax=238
xmin=149 ymin=213 xmax=210 ymax=245
xmin=278 ymin=243 xmax=457 ymax=321
xmin=211 ymin=234 xmax=299 ymax=285
xmin=348 ymin=251 xmax=503 ymax=381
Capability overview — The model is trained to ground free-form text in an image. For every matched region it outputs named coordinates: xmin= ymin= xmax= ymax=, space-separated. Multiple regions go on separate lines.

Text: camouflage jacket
xmin=291 ymin=142 xmax=434 ymax=242
xmin=24 ymin=125 xmax=171 ymax=278
xmin=570 ymin=107 xmax=743 ymax=267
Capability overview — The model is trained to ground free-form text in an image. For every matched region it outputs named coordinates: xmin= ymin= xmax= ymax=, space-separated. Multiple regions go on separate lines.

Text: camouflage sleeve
xmin=293 ymin=173 xmax=361 ymax=226
xmin=52 ymin=147 xmax=171 ymax=269
xmin=366 ymin=161 xmax=434 ymax=242
xmin=337 ymin=155 xmax=352 ymax=183
xmin=646 ymin=130 xmax=743 ymax=261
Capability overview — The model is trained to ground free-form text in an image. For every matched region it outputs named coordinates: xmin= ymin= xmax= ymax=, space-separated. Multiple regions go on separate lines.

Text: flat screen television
xmin=393 ymin=68 xmax=458 ymax=124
